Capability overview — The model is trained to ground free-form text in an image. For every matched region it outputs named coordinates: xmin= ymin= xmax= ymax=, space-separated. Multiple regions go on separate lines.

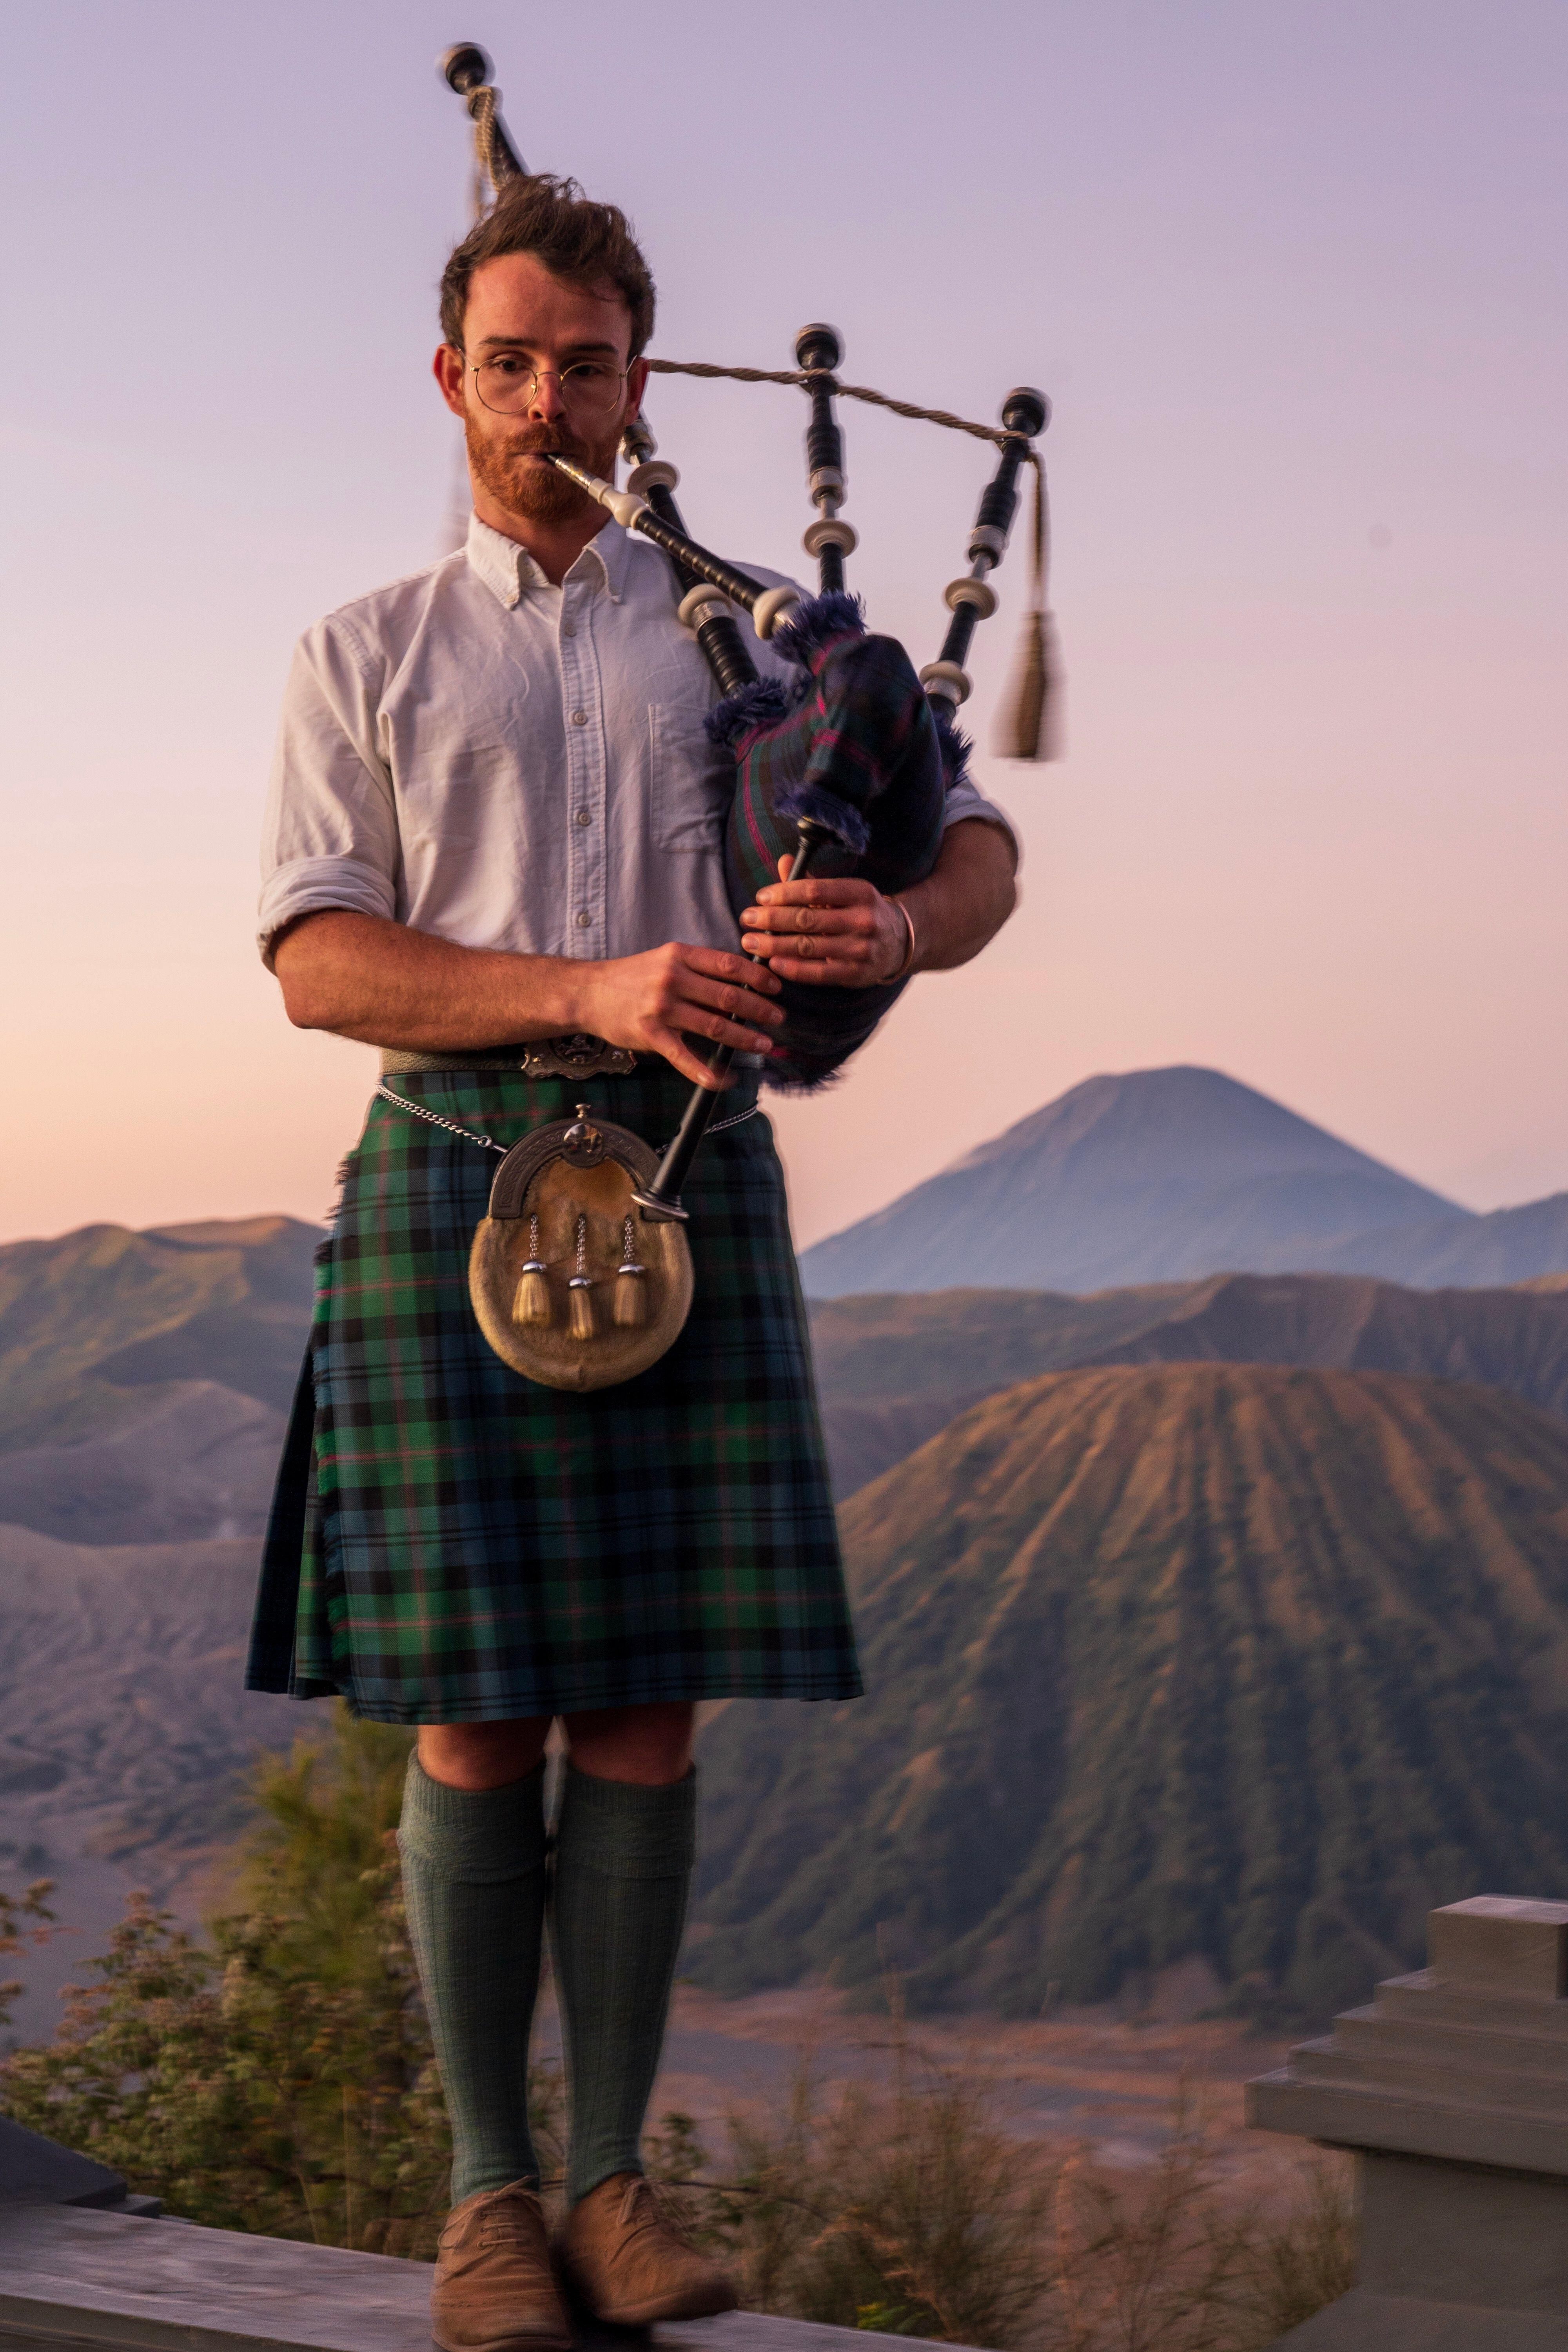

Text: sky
xmin=2 ymin=0 xmax=1565 ymax=1251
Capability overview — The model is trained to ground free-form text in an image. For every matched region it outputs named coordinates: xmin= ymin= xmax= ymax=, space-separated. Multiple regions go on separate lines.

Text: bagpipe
xmin=439 ymin=47 xmax=1059 ymax=1384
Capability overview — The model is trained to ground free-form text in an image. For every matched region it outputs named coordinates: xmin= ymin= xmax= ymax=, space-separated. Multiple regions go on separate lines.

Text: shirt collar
xmin=465 ymin=512 xmax=632 ymax=608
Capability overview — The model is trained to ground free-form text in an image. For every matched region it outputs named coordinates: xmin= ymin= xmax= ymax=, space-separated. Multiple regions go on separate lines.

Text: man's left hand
xmin=739 ymin=855 xmax=908 ymax=989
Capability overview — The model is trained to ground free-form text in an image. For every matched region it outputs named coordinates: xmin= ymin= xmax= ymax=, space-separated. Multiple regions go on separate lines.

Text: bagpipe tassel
xmin=992 ymin=458 xmax=1063 ymax=763
xmin=993 ymin=605 xmax=1064 ymax=762
xmin=512 ymin=1216 xmax=552 ymax=1327
xmin=615 ymin=1218 xmax=650 ymax=1327
xmin=567 ymin=1213 xmax=598 ymax=1341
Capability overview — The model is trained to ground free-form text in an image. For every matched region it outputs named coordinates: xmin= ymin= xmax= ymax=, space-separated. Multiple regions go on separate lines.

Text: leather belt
xmin=381 ymin=1034 xmax=638 ymax=1079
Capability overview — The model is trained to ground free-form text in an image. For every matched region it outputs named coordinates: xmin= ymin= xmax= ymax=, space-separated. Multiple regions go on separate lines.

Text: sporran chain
xmin=373 ymin=1083 xmax=760 ymax=1154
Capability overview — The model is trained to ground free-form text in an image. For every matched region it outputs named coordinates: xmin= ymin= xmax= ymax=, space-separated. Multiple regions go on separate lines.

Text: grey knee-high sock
xmin=398 ymin=1755 xmax=548 ymax=2205
xmin=550 ymin=1764 xmax=697 ymax=2207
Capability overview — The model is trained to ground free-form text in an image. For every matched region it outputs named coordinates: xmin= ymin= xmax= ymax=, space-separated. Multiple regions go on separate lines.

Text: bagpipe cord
xmin=646 ymin=359 xmax=1056 ymax=759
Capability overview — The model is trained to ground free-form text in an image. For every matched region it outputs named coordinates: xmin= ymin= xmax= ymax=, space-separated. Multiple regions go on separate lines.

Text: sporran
xmin=468 ymin=1103 xmax=694 ymax=1390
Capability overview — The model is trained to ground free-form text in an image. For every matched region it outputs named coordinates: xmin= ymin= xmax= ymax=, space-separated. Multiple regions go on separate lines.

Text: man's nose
xmin=527 ymin=372 xmax=568 ymax=423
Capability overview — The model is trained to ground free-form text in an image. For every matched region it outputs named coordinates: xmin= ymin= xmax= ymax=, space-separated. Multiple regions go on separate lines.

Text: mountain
xmin=798 ymin=1066 xmax=1568 ymax=1299
xmin=0 ymin=1213 xmax=318 ymax=1430
xmin=0 ymin=1522 xmax=298 ymax=2043
xmin=691 ymin=1363 xmax=1568 ymax=2023
xmin=0 ymin=1384 xmax=287 ymax=1546
xmin=0 ymin=1215 xmax=317 ymax=1536
xmin=810 ymin=1272 xmax=1568 ymax=1493
xmin=0 ymin=1218 xmax=327 ymax=2037
xmin=1330 ymin=1189 xmax=1568 ymax=1288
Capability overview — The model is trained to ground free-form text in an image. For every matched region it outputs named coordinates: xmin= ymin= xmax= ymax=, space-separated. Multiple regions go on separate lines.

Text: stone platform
xmin=1249 ymin=1895 xmax=1568 ymax=2347
xmin=0 ymin=2198 xmax=953 ymax=2352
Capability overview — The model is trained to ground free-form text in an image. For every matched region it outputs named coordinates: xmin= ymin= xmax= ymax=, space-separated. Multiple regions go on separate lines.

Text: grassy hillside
xmin=693 ymin=1363 xmax=1568 ymax=2021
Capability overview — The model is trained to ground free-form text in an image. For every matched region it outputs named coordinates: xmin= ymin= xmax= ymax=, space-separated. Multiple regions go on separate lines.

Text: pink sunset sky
xmin=2 ymin=0 xmax=1564 ymax=1252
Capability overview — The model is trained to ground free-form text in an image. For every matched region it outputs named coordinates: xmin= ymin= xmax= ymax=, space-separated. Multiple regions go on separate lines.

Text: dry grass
xmin=646 ymin=2022 xmax=1353 ymax=2350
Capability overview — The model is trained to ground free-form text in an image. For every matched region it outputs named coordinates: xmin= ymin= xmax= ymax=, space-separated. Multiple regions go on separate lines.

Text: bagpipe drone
xmin=439 ymin=46 xmax=1059 ymax=1386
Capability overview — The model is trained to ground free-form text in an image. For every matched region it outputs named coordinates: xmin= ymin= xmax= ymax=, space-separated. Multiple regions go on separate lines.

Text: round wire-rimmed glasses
xmin=470 ymin=356 xmax=630 ymax=419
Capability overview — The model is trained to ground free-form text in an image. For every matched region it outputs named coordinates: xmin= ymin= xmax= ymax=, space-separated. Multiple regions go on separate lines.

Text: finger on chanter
xmin=753 ymin=853 xmax=874 ymax=910
xmin=741 ymin=889 xmax=878 ymax=934
xmin=763 ymin=953 xmax=863 ymax=985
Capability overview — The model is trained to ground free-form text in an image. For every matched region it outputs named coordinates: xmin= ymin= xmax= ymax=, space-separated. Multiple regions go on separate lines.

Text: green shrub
xmin=3 ymin=1712 xmax=449 ymax=2250
xmin=1 ymin=1876 xmax=56 ymax=2036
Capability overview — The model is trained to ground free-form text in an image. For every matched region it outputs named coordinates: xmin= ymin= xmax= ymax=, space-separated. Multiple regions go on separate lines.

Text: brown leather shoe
xmin=432 ymin=2181 xmax=573 ymax=2352
xmin=557 ymin=2172 xmax=739 ymax=2326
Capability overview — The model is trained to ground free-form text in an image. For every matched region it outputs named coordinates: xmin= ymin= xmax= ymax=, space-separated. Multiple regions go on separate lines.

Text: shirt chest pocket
xmin=649 ymin=700 xmax=732 ymax=854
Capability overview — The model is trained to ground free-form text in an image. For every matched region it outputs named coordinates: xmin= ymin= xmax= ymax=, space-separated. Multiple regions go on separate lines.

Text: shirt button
xmin=562 ymin=621 xmax=576 ymax=637
xmin=570 ymin=709 xmax=588 ymax=726
xmin=576 ymin=911 xmax=592 ymax=929
xmin=574 ymin=807 xmax=592 ymax=826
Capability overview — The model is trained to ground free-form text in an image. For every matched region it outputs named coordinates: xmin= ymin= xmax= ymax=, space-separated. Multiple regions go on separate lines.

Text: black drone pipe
xmin=619 ymin=423 xmax=760 ymax=701
xmin=793 ymin=323 xmax=855 ymax=597
xmin=919 ymin=385 xmax=1049 ymax=713
xmin=439 ymin=43 xmax=527 ymax=178
xmin=541 ymin=455 xmax=802 ymax=640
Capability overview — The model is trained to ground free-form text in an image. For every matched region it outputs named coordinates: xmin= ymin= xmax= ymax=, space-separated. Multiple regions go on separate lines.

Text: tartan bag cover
xmin=713 ymin=593 xmax=956 ymax=1089
xmin=246 ymin=1065 xmax=861 ymax=1724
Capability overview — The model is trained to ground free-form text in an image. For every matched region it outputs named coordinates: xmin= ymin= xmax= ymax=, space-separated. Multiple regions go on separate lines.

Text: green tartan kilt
xmin=245 ymin=1065 xmax=860 ymax=1724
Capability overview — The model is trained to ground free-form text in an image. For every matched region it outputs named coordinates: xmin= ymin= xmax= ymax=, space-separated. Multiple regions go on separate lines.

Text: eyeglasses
xmin=469 ymin=355 xmax=630 ymax=419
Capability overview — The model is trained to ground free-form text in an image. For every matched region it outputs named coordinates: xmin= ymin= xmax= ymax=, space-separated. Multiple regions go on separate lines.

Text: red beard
xmin=464 ymin=416 xmax=620 ymax=528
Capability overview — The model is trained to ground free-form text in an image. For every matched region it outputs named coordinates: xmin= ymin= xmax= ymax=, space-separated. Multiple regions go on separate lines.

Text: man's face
xmin=435 ymin=252 xmax=646 ymax=530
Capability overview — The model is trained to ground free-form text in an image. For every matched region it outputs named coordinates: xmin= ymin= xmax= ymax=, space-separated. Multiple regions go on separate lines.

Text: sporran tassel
xmin=615 ymin=1216 xmax=649 ymax=1328
xmin=567 ymin=1213 xmax=597 ymax=1341
xmin=993 ymin=457 xmax=1063 ymax=762
xmin=512 ymin=1214 xmax=552 ymax=1327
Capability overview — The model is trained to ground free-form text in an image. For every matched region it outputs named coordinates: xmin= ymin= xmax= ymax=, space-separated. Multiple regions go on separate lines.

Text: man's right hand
xmin=272 ymin=912 xmax=784 ymax=1085
xmin=578 ymin=943 xmax=784 ymax=1089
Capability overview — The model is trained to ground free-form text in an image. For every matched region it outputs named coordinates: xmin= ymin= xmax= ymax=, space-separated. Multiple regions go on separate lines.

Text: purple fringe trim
xmin=760 ymin=1061 xmax=853 ymax=1097
xmin=776 ymin=783 xmax=873 ymax=856
xmin=770 ymin=590 xmax=866 ymax=668
xmin=930 ymin=697 xmax=973 ymax=792
xmin=704 ymin=675 xmax=791 ymax=752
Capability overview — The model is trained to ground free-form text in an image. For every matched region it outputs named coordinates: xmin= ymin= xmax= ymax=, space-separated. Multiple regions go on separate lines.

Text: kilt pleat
xmin=245 ymin=1066 xmax=860 ymax=1723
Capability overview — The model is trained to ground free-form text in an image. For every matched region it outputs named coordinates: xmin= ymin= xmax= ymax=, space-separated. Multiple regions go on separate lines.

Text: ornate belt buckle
xmin=519 ymin=1033 xmax=637 ymax=1080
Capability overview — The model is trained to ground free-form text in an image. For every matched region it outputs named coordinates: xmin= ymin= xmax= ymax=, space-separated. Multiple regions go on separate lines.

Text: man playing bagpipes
xmin=248 ymin=169 xmax=1020 ymax=2349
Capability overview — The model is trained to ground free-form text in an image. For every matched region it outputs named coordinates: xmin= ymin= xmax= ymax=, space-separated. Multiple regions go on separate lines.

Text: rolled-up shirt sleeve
xmin=941 ymin=771 xmax=1022 ymax=871
xmin=258 ymin=617 xmax=401 ymax=967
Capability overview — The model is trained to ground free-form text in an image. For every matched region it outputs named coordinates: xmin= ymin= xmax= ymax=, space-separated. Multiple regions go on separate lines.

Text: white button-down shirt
xmin=258 ymin=513 xmax=1015 ymax=966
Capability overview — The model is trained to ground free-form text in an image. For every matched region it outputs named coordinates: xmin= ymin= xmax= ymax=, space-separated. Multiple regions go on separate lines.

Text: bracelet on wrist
xmin=887 ymin=897 xmax=918 ymax=984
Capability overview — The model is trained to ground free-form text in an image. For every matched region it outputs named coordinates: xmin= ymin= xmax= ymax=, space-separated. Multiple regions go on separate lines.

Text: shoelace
xmin=615 ymin=2176 xmax=695 ymax=2252
xmin=476 ymin=2190 xmax=547 ymax=2253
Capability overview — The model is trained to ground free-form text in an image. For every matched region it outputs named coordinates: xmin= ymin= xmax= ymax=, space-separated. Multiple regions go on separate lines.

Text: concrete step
xmin=1373 ymin=1970 xmax=1568 ymax=2038
xmin=1288 ymin=2036 xmax=1568 ymax=2120
xmin=1336 ymin=2005 xmax=1568 ymax=2078
xmin=1269 ymin=2282 xmax=1568 ymax=2349
xmin=0 ymin=2203 xmax=963 ymax=2352
xmin=1247 ymin=2063 xmax=1568 ymax=2177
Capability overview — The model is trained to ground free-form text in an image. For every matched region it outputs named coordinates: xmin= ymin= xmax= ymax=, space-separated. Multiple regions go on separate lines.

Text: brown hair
xmin=439 ymin=174 xmax=656 ymax=357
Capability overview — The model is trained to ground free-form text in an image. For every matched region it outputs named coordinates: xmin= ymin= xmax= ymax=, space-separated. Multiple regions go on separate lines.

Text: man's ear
xmin=624 ymin=354 xmax=651 ymax=420
xmin=434 ymin=343 xmax=468 ymax=421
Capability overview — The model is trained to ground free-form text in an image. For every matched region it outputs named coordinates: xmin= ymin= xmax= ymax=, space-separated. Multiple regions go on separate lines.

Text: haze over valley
xmin=7 ymin=1065 xmax=1568 ymax=2040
